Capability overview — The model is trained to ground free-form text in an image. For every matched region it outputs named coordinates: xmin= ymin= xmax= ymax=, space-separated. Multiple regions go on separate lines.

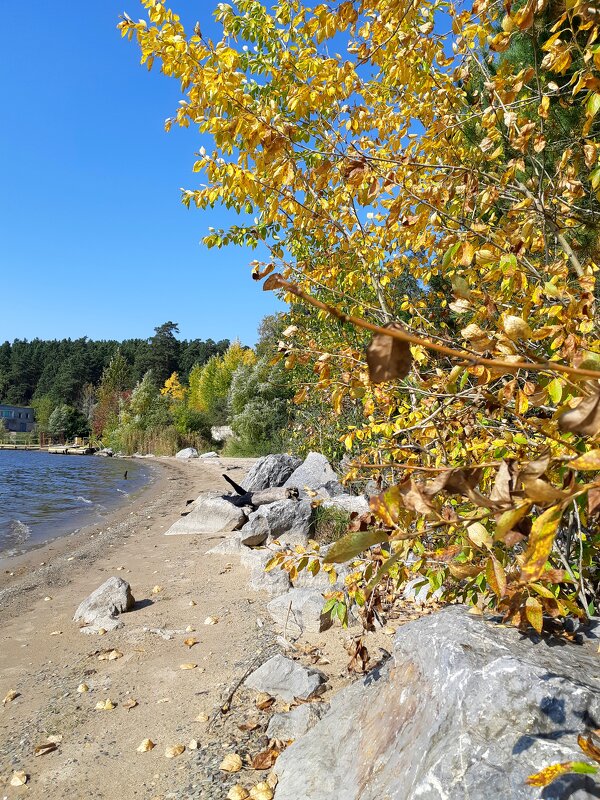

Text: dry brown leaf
xmin=97 ymin=649 xmax=123 ymax=661
xmin=183 ymin=638 xmax=199 ymax=648
xmin=77 ymin=683 xmax=89 ymax=693
xmin=165 ymin=744 xmax=185 ymax=758
xmin=558 ymin=388 xmax=600 ymax=436
xmin=3 ymin=689 xmax=19 ymax=705
xmin=250 ymin=782 xmax=274 ymax=800
xmin=10 ymin=771 xmax=27 ymax=787
xmin=123 ymin=698 xmax=138 ymax=710
xmin=266 ymin=772 xmax=278 ymax=789
xmin=204 ymin=616 xmax=218 ymax=625
xmin=366 ymin=322 xmax=412 ymax=384
xmin=189 ymin=600 xmax=197 ymax=606
xmin=151 ymin=585 xmax=164 ymax=594
xmin=227 ymin=787 xmax=250 ymax=800
xmin=238 ymin=719 xmax=261 ymax=732
xmin=95 ymin=699 xmax=116 ymax=711
xmin=220 ymin=753 xmax=243 ymax=773
xmin=251 ymin=748 xmax=280 ymax=770
xmin=255 ymin=692 xmax=275 ymax=711
xmin=503 ymin=315 xmax=531 ymax=340
xmin=137 ymin=739 xmax=155 ymax=752
xmin=34 ymin=742 xmax=58 ymax=756
xmin=180 ymin=663 xmax=197 ymax=670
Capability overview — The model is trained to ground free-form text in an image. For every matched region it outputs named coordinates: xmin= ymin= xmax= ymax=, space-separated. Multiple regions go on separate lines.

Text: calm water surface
xmin=0 ymin=451 xmax=152 ymax=558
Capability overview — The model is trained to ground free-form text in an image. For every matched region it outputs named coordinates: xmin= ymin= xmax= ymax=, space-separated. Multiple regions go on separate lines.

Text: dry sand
xmin=0 ymin=456 xmax=380 ymax=800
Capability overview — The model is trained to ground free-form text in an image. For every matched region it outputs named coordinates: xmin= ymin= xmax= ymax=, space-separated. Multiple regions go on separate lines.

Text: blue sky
xmin=0 ymin=1 xmax=283 ymax=345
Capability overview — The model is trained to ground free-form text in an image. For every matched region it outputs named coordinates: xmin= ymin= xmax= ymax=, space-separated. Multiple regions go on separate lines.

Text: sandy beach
xmin=0 ymin=456 xmax=369 ymax=800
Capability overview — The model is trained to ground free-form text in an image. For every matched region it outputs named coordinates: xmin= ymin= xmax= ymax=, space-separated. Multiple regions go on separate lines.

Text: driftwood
xmin=222 ymin=474 xmax=299 ymax=508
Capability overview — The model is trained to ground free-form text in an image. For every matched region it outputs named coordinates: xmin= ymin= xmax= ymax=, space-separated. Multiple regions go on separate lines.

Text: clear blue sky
xmin=0 ymin=1 xmax=283 ymax=346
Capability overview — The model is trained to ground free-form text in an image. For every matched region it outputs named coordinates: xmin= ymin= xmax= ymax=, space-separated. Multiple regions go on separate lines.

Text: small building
xmin=0 ymin=404 xmax=36 ymax=433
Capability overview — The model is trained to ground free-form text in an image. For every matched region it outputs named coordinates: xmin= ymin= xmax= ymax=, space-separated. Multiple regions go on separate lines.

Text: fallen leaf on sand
xmin=188 ymin=739 xmax=199 ymax=750
xmin=10 ymin=771 xmax=27 ymax=786
xmin=266 ymin=772 xmax=278 ymax=789
xmin=185 ymin=625 xmax=195 ymax=633
xmin=220 ymin=753 xmax=243 ymax=773
xmin=196 ymin=712 xmax=209 ymax=722
xmin=255 ymin=693 xmax=275 ymax=711
xmin=165 ymin=744 xmax=185 ymax=758
xmin=3 ymin=689 xmax=19 ymax=705
xmin=49 ymin=630 xmax=62 ymax=636
xmin=77 ymin=684 xmax=89 ymax=693
xmin=46 ymin=735 xmax=63 ymax=744
xmin=95 ymin=699 xmax=116 ymax=711
xmin=180 ymin=663 xmax=197 ymax=670
xmin=98 ymin=649 xmax=123 ymax=661
xmin=123 ymin=698 xmax=138 ymax=710
xmin=137 ymin=739 xmax=155 ymax=753
xmin=238 ymin=719 xmax=261 ymax=732
xmin=250 ymin=782 xmax=274 ymax=800
xmin=189 ymin=600 xmax=197 ymax=607
xmin=97 ymin=628 xmax=107 ymax=636
xmin=228 ymin=787 xmax=250 ymax=800
xmin=151 ymin=585 xmax=164 ymax=595
xmin=381 ymin=626 xmax=396 ymax=636
xmin=156 ymin=698 xmax=170 ymax=704
xmin=251 ymin=749 xmax=280 ymax=770
xmin=204 ymin=616 xmax=218 ymax=625
xmin=44 ymin=596 xmax=52 ymax=601
xmin=34 ymin=742 xmax=58 ymax=756
xmin=183 ymin=638 xmax=199 ymax=648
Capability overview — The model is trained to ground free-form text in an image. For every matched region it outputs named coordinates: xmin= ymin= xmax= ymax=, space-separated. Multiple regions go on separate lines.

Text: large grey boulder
xmin=267 ymin=702 xmax=330 ymax=741
xmin=199 ymin=451 xmax=219 ymax=459
xmin=206 ymin=532 xmax=243 ymax=555
xmin=241 ymin=547 xmax=291 ymax=596
xmin=321 ymin=494 xmax=370 ymax=516
xmin=164 ymin=492 xmax=247 ymax=536
xmin=240 ymin=514 xmax=271 ymax=547
xmin=175 ymin=447 xmax=198 ymax=460
xmin=244 ymin=454 xmax=302 ymax=492
xmin=284 ymin=453 xmax=339 ymax=493
xmin=73 ymin=577 xmax=135 ymax=634
xmin=267 ymin=589 xmax=333 ymax=637
xmin=251 ymin=499 xmax=313 ymax=546
xmin=245 ymin=654 xmax=327 ymax=702
xmin=273 ymin=607 xmax=600 ymax=800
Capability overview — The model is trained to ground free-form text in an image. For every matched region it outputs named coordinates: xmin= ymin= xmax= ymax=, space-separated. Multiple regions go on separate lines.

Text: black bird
xmin=123 ymin=470 xmax=128 ymax=480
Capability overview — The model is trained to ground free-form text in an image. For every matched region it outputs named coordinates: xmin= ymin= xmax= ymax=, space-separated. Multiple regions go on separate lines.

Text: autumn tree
xmin=121 ymin=0 xmax=600 ymax=641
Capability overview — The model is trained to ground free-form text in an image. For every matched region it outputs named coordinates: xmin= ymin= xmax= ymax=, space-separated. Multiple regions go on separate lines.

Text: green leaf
xmin=366 ymin=550 xmax=405 ymax=590
xmin=591 ymin=166 xmax=600 ymax=191
xmin=324 ymin=529 xmax=390 ymax=564
xmin=587 ymin=92 xmax=600 ymax=119
xmin=547 ymin=378 xmax=563 ymax=404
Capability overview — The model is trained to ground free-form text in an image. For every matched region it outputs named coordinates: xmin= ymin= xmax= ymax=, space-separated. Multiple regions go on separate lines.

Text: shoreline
xmin=0 ymin=457 xmax=178 ymax=624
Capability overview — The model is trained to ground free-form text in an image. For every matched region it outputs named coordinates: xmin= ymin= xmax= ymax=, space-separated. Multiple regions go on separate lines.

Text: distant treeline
xmin=0 ymin=322 xmax=230 ymax=408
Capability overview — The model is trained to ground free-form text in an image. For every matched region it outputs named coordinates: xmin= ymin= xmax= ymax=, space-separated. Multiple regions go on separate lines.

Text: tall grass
xmin=108 ymin=425 xmax=211 ymax=456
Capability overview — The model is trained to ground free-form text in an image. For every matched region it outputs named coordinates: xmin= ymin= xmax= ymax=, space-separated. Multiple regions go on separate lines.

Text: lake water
xmin=0 ymin=451 xmax=152 ymax=559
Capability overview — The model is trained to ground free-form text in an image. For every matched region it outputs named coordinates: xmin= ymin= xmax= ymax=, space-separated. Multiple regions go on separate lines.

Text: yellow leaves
xmin=3 ymin=689 xmax=19 ymax=705
xmin=228 ymin=787 xmax=250 ymax=800
xmin=569 ymin=450 xmax=600 ymax=470
xmin=520 ymin=505 xmax=564 ymax=583
xmin=204 ymin=616 xmax=218 ymax=625
xmin=220 ymin=753 xmax=243 ymax=773
xmin=98 ymin=649 xmax=123 ymax=662
xmin=77 ymin=683 xmax=89 ymax=694
xmin=502 ymin=316 xmax=531 ymax=341
xmin=179 ymin=663 xmax=198 ymax=670
xmin=95 ymin=698 xmax=116 ymax=711
xmin=165 ymin=744 xmax=185 ymax=758
xmin=525 ymin=596 xmax=543 ymax=633
xmin=512 ymin=0 xmax=537 ymax=31
xmin=137 ymin=739 xmax=155 ymax=753
xmin=527 ymin=762 xmax=598 ymax=787
xmin=10 ymin=771 xmax=28 ymax=787
xmin=183 ymin=637 xmax=199 ymax=648
xmin=466 ymin=522 xmax=493 ymax=550
xmin=485 ymin=556 xmax=507 ymax=598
